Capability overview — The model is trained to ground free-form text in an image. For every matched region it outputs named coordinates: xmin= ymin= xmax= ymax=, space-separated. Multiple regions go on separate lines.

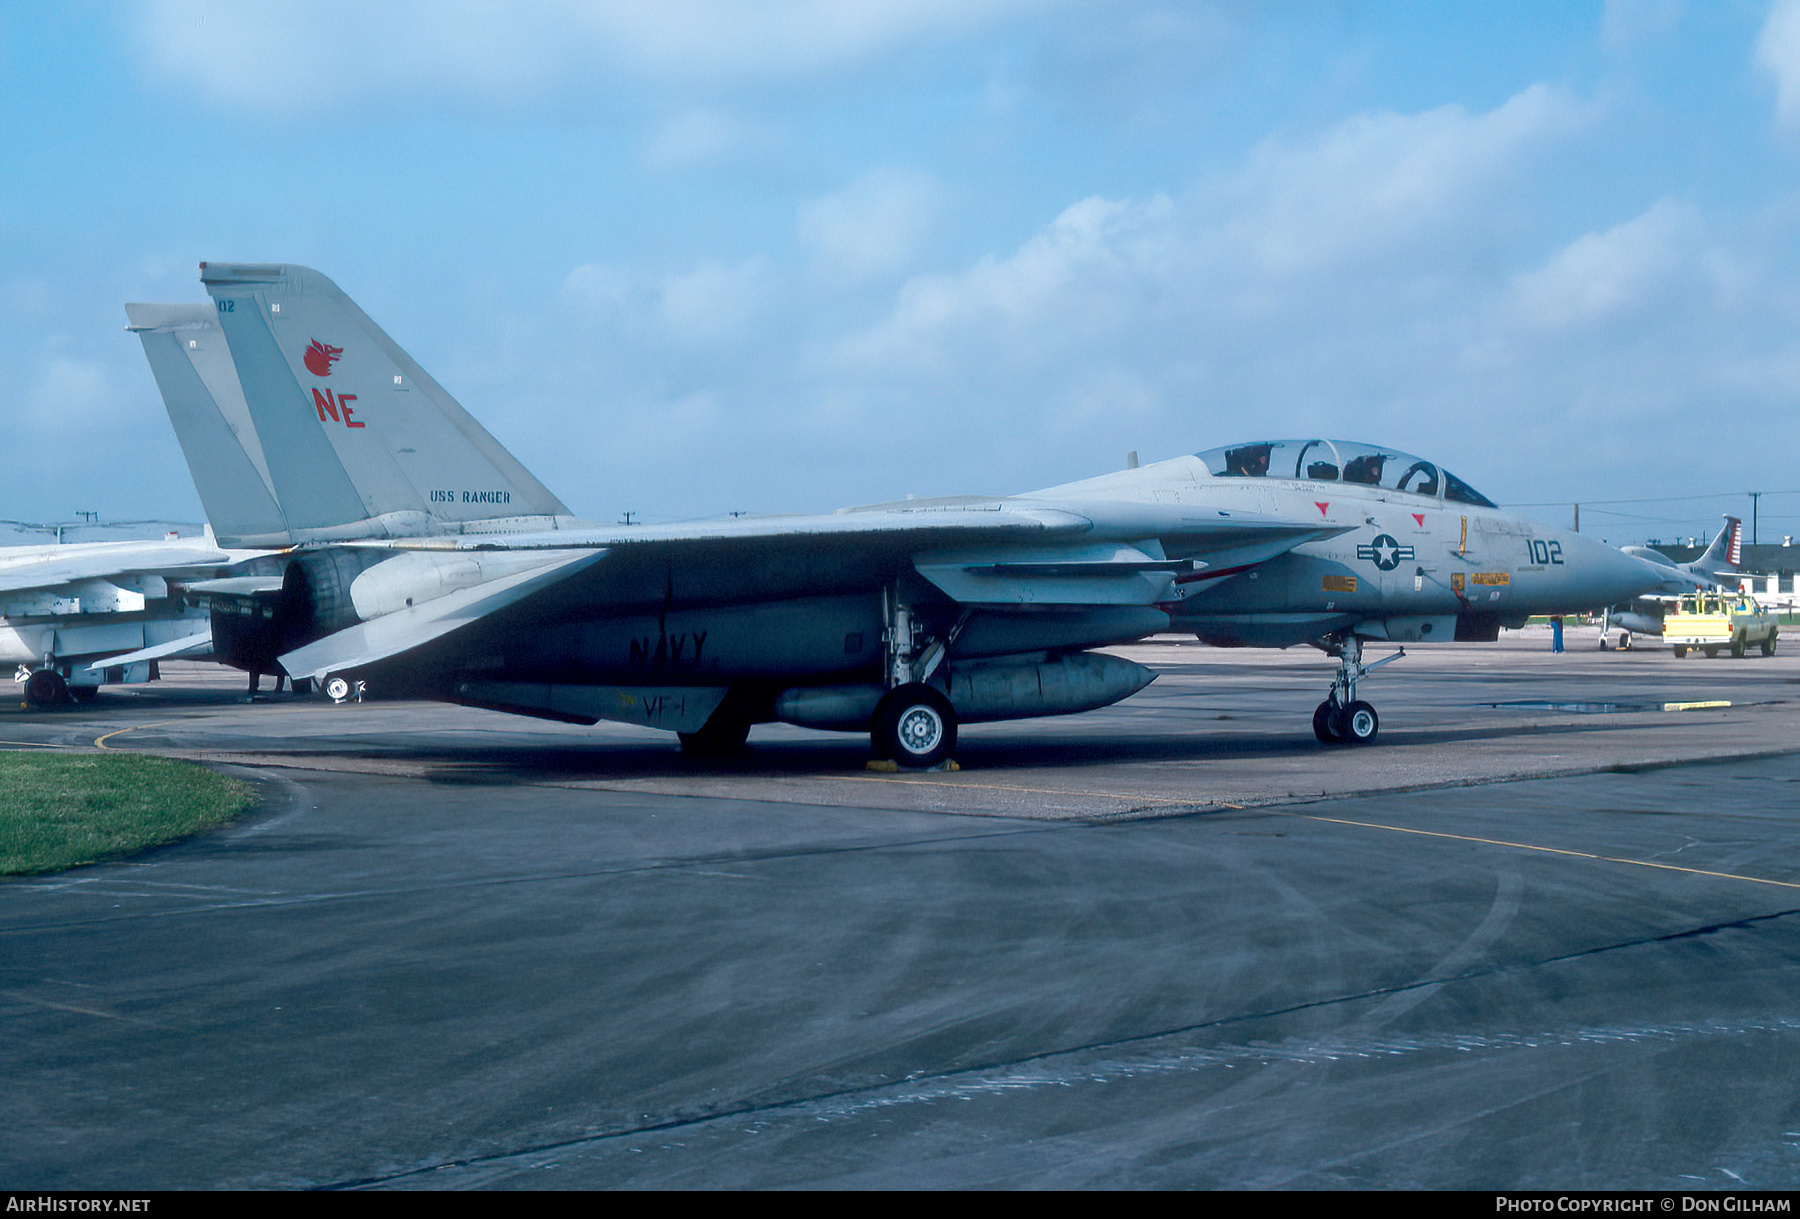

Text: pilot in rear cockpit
xmin=1342 ymin=453 xmax=1387 ymax=485
xmin=1223 ymin=443 xmax=1273 ymax=477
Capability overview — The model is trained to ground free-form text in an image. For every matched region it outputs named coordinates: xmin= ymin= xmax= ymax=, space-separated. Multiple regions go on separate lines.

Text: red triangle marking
xmin=1315 ymin=502 xmax=1330 ymax=516
xmin=1411 ymin=513 xmax=1425 ymax=527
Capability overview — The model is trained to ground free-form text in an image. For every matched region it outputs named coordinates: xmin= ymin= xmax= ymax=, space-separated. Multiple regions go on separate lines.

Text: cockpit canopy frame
xmin=1196 ymin=439 xmax=1496 ymax=509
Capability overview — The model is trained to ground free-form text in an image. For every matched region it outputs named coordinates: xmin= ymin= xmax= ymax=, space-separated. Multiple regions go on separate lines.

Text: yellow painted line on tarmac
xmin=94 ymin=721 xmax=182 ymax=751
xmin=838 ymin=773 xmax=1197 ymax=805
xmin=1281 ymin=810 xmax=1800 ymax=891
xmin=94 ymin=699 xmax=330 ymax=751
xmin=1662 ymin=700 xmax=1732 ymax=711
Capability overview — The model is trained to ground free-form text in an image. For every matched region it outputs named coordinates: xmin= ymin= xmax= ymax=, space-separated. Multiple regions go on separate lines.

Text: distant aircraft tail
xmin=1690 ymin=515 xmax=1743 ymax=583
xmin=195 ymin=263 xmax=572 ymax=543
xmin=126 ymin=303 xmax=292 ymax=549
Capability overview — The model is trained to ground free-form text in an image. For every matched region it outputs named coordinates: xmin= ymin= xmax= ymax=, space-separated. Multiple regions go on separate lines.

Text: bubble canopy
xmin=1194 ymin=439 xmax=1497 ymax=509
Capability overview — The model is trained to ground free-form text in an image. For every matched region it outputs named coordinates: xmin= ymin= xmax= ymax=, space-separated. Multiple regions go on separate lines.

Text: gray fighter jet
xmin=1599 ymin=516 xmax=1743 ymax=649
xmin=136 ymin=262 xmax=1665 ymax=762
xmin=0 ymin=530 xmax=256 ymax=703
xmin=0 ymin=304 xmax=280 ymax=704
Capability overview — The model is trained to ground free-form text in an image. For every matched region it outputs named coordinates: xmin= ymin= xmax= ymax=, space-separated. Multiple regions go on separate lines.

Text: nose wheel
xmin=1312 ymin=635 xmax=1400 ymax=746
xmin=1314 ymin=698 xmax=1379 ymax=745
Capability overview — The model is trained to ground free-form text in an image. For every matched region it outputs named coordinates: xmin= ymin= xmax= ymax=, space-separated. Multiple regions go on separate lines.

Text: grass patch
xmin=0 ymin=752 xmax=254 ymax=875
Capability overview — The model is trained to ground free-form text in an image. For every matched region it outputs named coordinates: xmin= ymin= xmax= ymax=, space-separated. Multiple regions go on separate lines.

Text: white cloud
xmin=1757 ymin=0 xmax=1800 ymax=127
xmin=23 ymin=358 xmax=115 ymax=433
xmin=828 ymin=192 xmax=1173 ymax=380
xmin=787 ymin=85 xmax=1800 ymax=506
xmin=567 ymin=0 xmax=1036 ymax=80
xmin=830 ymin=86 xmax=1587 ymax=383
xmin=797 ymin=167 xmax=944 ymax=283
xmin=561 ymin=257 xmax=777 ymax=347
xmin=135 ymin=0 xmax=1038 ymax=109
xmin=1024 ymin=5 xmax=1239 ymax=119
xmin=1601 ymin=0 xmax=1683 ymax=51
xmin=660 ymin=259 xmax=775 ymax=343
xmin=644 ymin=108 xmax=786 ymax=171
xmin=1508 ymin=200 xmax=1705 ymax=330
xmin=1217 ymin=84 xmax=1590 ymax=274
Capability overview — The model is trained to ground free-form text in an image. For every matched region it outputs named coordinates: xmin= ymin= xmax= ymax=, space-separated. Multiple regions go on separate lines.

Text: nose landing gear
xmin=1312 ymin=635 xmax=1402 ymax=746
xmin=1314 ymin=697 xmax=1379 ymax=745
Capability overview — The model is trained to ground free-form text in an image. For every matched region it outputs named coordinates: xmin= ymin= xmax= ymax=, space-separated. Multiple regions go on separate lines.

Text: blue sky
xmin=4 ymin=1 xmax=1800 ymax=546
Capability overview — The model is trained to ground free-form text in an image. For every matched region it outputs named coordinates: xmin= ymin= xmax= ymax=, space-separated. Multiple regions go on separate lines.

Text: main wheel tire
xmin=1763 ymin=633 xmax=1778 ymax=657
xmin=1340 ymin=700 xmax=1380 ymax=745
xmin=1312 ymin=701 xmax=1341 ymax=744
xmin=23 ymin=669 xmax=69 ymax=707
xmin=1704 ymin=647 xmax=1718 ymax=659
xmin=1732 ymin=638 xmax=1746 ymax=659
xmin=872 ymin=684 xmax=957 ymax=768
xmin=1673 ymin=646 xmax=1688 ymax=658
xmin=324 ymin=676 xmax=352 ymax=702
xmin=678 ymin=716 xmax=751 ymax=755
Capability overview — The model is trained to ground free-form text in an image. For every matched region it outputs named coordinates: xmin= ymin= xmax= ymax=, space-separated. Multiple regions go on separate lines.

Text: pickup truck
xmin=1664 ymin=590 xmax=1779 ymax=658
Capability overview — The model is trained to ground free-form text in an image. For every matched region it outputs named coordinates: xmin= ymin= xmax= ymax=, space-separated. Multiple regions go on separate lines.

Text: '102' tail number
xmin=1528 ymin=539 xmax=1564 ymax=565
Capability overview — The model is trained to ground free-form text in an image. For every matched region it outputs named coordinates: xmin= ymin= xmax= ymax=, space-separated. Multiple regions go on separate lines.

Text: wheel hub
xmin=896 ymin=705 xmax=944 ymax=755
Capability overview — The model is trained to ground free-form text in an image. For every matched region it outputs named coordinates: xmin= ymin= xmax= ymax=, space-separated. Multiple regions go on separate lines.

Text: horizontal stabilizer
xmin=279 ymin=549 xmax=605 ymax=681
xmin=182 ymin=575 xmax=287 ymax=597
xmin=0 ymin=539 xmax=249 ymax=593
xmin=85 ymin=630 xmax=213 ymax=671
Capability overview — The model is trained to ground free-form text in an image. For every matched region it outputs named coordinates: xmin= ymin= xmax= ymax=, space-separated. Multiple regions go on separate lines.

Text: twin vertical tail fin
xmin=190 ymin=263 xmax=571 ymax=544
xmin=125 ymin=303 xmax=291 ymax=548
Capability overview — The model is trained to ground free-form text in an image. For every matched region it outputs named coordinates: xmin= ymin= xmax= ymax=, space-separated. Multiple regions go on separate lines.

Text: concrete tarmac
xmin=4 ymin=630 xmax=1800 ymax=1189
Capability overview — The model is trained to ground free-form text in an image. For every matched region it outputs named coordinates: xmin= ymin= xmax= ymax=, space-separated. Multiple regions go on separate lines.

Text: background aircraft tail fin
xmin=198 ymin=263 xmax=572 ymax=542
xmin=1693 ymin=515 xmax=1743 ymax=578
xmin=125 ymin=303 xmax=293 ymax=548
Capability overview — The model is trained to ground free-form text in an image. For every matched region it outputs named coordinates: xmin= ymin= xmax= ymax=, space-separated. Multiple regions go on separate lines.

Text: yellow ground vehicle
xmin=1664 ymin=589 xmax=1778 ymax=658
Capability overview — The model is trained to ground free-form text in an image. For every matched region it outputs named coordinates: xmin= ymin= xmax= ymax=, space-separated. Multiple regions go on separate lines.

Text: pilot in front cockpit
xmin=1223 ymin=443 xmax=1273 ymax=477
xmin=1342 ymin=453 xmax=1387 ymax=485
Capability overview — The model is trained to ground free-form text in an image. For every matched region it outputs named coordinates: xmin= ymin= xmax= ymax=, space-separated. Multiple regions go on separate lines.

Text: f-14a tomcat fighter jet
xmin=134 ymin=263 xmax=1665 ymax=764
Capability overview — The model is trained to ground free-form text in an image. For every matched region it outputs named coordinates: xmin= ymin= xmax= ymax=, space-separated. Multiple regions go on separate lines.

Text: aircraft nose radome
xmin=1572 ymin=533 xmax=1668 ymax=603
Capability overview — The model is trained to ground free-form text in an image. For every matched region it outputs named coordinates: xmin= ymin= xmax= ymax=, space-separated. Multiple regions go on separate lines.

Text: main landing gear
xmin=20 ymin=667 xmax=70 ymax=707
xmin=1312 ymin=635 xmax=1403 ymax=746
xmin=870 ymin=590 xmax=965 ymax=768
xmin=678 ymin=713 xmax=752 ymax=756
xmin=872 ymin=682 xmax=957 ymax=768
